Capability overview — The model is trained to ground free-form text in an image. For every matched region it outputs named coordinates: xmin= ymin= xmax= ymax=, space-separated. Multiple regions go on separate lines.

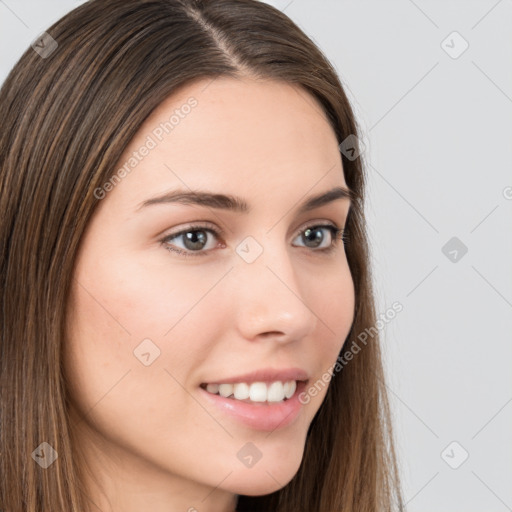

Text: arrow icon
xmin=236 ymin=236 xmax=263 ymax=263
xmin=441 ymin=440 xmax=469 ymax=469
xmin=441 ymin=236 xmax=468 ymax=263
xmin=134 ymin=339 xmax=161 ymax=366
xmin=31 ymin=442 xmax=58 ymax=468
xmin=237 ymin=441 xmax=262 ymax=467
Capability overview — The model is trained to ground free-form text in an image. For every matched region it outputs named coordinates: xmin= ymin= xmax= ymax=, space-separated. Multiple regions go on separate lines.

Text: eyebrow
xmin=136 ymin=185 xmax=354 ymax=214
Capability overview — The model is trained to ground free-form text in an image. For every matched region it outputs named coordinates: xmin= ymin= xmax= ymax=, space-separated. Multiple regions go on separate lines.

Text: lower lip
xmin=199 ymin=381 xmax=307 ymax=432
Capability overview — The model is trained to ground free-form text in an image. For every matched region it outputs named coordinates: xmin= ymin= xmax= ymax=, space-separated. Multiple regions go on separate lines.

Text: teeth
xmin=206 ymin=383 xmax=219 ymax=394
xmin=204 ymin=380 xmax=297 ymax=403
xmin=284 ymin=380 xmax=296 ymax=399
xmin=249 ymin=382 xmax=268 ymax=402
xmin=234 ymin=383 xmax=250 ymax=400
xmin=218 ymin=384 xmax=233 ymax=398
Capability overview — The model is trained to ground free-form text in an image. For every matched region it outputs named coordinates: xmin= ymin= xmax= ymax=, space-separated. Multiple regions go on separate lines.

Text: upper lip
xmin=202 ymin=367 xmax=309 ymax=385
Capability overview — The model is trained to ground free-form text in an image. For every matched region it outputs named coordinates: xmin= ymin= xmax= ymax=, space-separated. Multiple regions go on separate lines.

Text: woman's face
xmin=64 ymin=76 xmax=355 ymax=511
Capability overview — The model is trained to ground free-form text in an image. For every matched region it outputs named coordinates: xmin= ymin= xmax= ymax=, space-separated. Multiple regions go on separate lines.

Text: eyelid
xmin=295 ymin=219 xmax=338 ymax=232
xmin=162 ymin=220 xmax=221 ymax=238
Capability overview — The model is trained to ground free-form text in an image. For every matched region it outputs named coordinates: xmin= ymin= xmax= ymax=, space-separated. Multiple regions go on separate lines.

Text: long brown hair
xmin=0 ymin=1 xmax=404 ymax=510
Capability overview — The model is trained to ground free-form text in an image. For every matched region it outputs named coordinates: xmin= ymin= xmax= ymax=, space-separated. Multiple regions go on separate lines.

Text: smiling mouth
xmin=199 ymin=379 xmax=305 ymax=404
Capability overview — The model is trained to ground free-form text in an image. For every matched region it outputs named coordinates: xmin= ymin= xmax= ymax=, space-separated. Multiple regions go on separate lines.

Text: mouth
xmin=198 ymin=378 xmax=309 ymax=431
xmin=199 ymin=379 xmax=307 ymax=405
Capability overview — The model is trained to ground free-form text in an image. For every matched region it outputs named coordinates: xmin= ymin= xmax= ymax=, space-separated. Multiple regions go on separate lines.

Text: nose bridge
xmin=231 ymin=233 xmax=317 ymax=341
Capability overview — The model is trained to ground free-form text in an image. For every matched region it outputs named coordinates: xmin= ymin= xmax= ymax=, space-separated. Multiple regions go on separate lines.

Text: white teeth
xmin=204 ymin=380 xmax=298 ymax=403
xmin=284 ymin=380 xmax=296 ymax=399
xmin=267 ymin=381 xmax=284 ymax=402
xmin=218 ymin=383 xmax=233 ymax=397
xmin=249 ymin=382 xmax=267 ymax=402
xmin=206 ymin=383 xmax=219 ymax=394
xmin=233 ymin=383 xmax=250 ymax=400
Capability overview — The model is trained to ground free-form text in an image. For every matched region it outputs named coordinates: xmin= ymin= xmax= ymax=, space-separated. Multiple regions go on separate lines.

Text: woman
xmin=0 ymin=0 xmax=404 ymax=510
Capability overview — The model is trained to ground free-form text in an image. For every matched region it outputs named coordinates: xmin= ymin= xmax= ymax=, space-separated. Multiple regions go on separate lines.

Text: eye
xmin=160 ymin=222 xmax=347 ymax=258
xmin=292 ymin=223 xmax=345 ymax=253
xmin=161 ymin=222 xmax=221 ymax=257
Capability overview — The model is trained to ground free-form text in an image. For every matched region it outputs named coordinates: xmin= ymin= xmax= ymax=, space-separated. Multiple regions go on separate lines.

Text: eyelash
xmin=160 ymin=222 xmax=348 ymax=258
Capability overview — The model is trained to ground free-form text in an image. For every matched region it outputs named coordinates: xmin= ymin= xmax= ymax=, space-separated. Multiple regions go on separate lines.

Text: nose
xmin=231 ymin=241 xmax=319 ymax=344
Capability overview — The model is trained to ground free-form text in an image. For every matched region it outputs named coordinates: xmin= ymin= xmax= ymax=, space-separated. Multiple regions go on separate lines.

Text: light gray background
xmin=1 ymin=1 xmax=511 ymax=510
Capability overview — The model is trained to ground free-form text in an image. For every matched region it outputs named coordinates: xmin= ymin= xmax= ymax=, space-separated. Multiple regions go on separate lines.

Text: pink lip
xmin=201 ymin=367 xmax=309 ymax=385
xmin=199 ymin=380 xmax=307 ymax=432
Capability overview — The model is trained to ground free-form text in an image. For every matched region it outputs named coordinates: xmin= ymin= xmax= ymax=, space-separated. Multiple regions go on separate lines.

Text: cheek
xmin=63 ymin=249 xmax=226 ymax=410
xmin=63 ymin=265 xmax=214 ymax=459
xmin=314 ymin=261 xmax=355 ymax=345
xmin=70 ymin=245 xmax=218 ymax=341
xmin=306 ymin=263 xmax=355 ymax=401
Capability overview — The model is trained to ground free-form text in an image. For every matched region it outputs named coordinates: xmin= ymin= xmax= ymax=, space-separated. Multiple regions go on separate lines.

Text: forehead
xmin=106 ymin=76 xmax=347 ymax=211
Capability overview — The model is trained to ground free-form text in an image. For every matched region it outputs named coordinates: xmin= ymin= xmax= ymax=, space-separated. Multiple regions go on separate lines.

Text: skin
xmin=64 ymin=75 xmax=355 ymax=512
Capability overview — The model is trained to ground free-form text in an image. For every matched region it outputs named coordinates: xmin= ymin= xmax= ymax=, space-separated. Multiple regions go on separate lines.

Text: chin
xmin=225 ymin=455 xmax=303 ymax=496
